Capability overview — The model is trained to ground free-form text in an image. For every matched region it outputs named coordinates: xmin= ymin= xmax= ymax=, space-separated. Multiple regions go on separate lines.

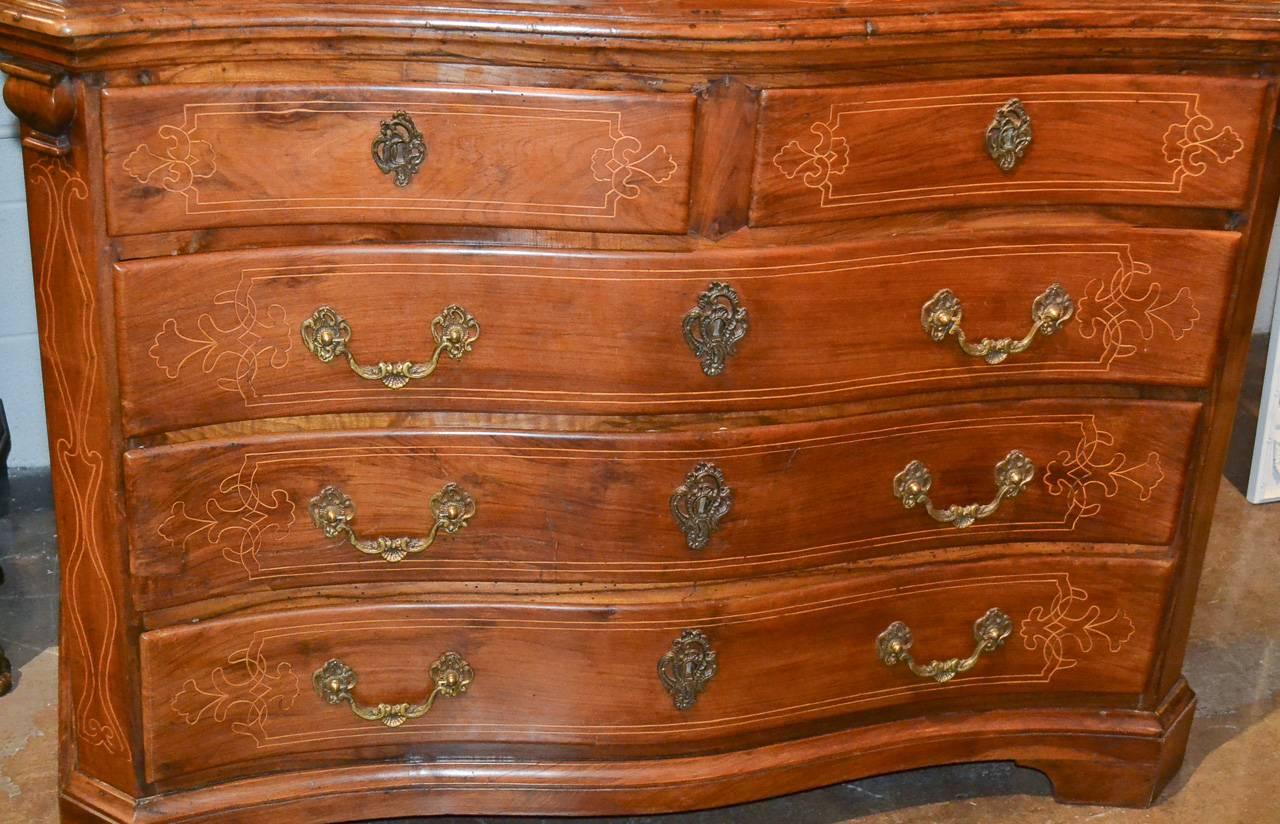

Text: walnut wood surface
xmin=0 ymin=1 xmax=1275 ymax=821
xmin=124 ymin=399 xmax=1198 ymax=610
xmin=138 ymin=555 xmax=1170 ymax=787
xmin=753 ymin=75 xmax=1265 ymax=223
xmin=115 ymin=229 xmax=1235 ymax=435
xmin=103 ymin=84 xmax=695 ymax=235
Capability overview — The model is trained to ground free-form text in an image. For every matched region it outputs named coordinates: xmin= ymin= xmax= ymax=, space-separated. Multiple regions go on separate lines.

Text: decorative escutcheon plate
xmin=683 ymin=282 xmax=748 ymax=377
xmin=658 ymin=629 xmax=718 ymax=710
xmin=986 ymin=99 xmax=1032 ymax=172
xmin=669 ymin=463 xmax=733 ymax=550
xmin=372 ymin=110 xmax=427 ymax=187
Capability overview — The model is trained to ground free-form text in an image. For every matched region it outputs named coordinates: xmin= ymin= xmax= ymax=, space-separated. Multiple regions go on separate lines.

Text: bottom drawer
xmin=141 ymin=555 xmax=1170 ymax=786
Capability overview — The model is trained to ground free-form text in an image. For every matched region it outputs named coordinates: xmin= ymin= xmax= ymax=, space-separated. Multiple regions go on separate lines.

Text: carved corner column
xmin=3 ymin=64 xmax=143 ymax=802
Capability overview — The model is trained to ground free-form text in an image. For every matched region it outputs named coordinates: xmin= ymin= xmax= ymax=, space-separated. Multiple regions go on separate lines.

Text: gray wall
xmin=0 ymin=104 xmax=43 ymax=468
xmin=0 ymin=102 xmax=1276 ymax=468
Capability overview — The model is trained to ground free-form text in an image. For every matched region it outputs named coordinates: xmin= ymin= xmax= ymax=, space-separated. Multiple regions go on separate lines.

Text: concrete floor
xmin=0 ymin=472 xmax=1277 ymax=822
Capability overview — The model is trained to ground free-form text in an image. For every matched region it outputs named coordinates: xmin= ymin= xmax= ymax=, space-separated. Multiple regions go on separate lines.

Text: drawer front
xmin=752 ymin=75 xmax=1266 ymax=225
xmin=140 ymin=556 xmax=1170 ymax=785
xmin=103 ymin=84 xmax=695 ymax=234
xmin=116 ymin=228 xmax=1235 ymax=434
xmin=127 ymin=399 xmax=1198 ymax=609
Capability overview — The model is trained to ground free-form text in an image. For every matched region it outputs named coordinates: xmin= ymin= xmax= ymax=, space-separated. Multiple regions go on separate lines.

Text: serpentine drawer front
xmin=125 ymin=398 xmax=1198 ymax=609
xmin=752 ymin=74 xmax=1266 ymax=224
xmin=5 ymin=2 xmax=1278 ymax=820
xmin=102 ymin=84 xmax=696 ymax=234
xmin=139 ymin=556 xmax=1169 ymax=787
xmin=115 ymin=228 xmax=1236 ymax=434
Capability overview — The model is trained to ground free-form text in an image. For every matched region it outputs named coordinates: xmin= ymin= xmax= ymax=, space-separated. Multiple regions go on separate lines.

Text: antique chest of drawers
xmin=1 ymin=2 xmax=1278 ymax=821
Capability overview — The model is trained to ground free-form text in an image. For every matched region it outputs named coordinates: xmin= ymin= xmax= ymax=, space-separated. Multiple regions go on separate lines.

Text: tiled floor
xmin=0 ymin=475 xmax=1277 ymax=823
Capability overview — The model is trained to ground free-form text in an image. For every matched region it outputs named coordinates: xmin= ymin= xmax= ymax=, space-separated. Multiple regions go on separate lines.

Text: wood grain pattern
xmin=138 ymin=555 xmax=1170 ymax=787
xmin=125 ymin=399 xmax=1198 ymax=609
xmin=753 ymin=75 xmax=1266 ymax=224
xmin=102 ymin=84 xmax=695 ymax=235
xmin=115 ymin=228 xmax=1236 ymax=435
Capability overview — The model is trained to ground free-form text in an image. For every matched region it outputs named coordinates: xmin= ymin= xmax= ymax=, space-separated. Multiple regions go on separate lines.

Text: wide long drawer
xmin=116 ymin=228 xmax=1235 ymax=434
xmin=126 ymin=398 xmax=1198 ymax=609
xmin=102 ymin=84 xmax=695 ymax=235
xmin=140 ymin=556 xmax=1171 ymax=787
xmin=752 ymin=74 xmax=1266 ymax=224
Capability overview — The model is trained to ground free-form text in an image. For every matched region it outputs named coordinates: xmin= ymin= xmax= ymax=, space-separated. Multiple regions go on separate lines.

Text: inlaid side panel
xmin=752 ymin=75 xmax=1266 ymax=224
xmin=115 ymin=228 xmax=1236 ymax=434
xmin=13 ymin=77 xmax=141 ymax=793
xmin=125 ymin=399 xmax=1198 ymax=609
xmin=102 ymin=84 xmax=695 ymax=234
xmin=139 ymin=556 xmax=1172 ymax=787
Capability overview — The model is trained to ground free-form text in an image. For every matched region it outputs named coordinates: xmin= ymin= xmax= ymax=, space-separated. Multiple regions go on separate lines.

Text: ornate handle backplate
xmin=669 ymin=463 xmax=733 ymax=550
xmin=313 ymin=652 xmax=473 ymax=727
xmin=301 ymin=304 xmax=479 ymax=389
xmin=684 ymin=282 xmax=748 ymax=377
xmin=309 ymin=483 xmax=476 ymax=562
xmin=372 ymin=110 xmax=427 ymax=187
xmin=658 ymin=629 xmax=718 ymax=710
xmin=893 ymin=450 xmax=1034 ymax=529
xmin=986 ymin=98 xmax=1032 ymax=172
xmin=877 ymin=608 xmax=1013 ymax=683
xmin=921 ymin=284 xmax=1074 ymax=365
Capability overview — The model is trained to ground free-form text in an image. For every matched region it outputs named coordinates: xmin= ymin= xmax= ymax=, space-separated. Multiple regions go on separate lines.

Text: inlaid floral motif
xmin=1020 ymin=580 xmax=1135 ymax=678
xmin=124 ymin=124 xmax=217 ymax=196
xmin=592 ymin=133 xmax=678 ymax=201
xmin=1163 ymin=111 xmax=1244 ymax=180
xmin=771 ymin=122 xmax=850 ymax=193
xmin=159 ymin=466 xmax=296 ymax=575
xmin=1043 ymin=420 xmax=1165 ymax=526
xmin=149 ymin=283 xmax=293 ymax=399
xmin=1076 ymin=260 xmax=1200 ymax=363
xmin=172 ymin=646 xmax=300 ymax=745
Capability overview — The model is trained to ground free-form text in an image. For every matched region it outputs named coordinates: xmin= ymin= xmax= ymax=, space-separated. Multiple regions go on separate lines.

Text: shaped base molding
xmin=61 ymin=680 xmax=1196 ymax=823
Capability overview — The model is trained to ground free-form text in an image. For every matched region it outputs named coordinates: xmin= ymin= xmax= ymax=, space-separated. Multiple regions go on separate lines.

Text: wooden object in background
xmin=0 ymin=2 xmax=1278 ymax=821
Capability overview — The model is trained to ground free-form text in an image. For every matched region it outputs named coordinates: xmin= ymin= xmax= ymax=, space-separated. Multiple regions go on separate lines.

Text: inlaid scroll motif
xmin=172 ymin=645 xmax=300 ymax=745
xmin=124 ymin=123 xmax=217 ymax=198
xmin=29 ymin=159 xmax=130 ymax=758
xmin=159 ymin=467 xmax=296 ymax=576
xmin=771 ymin=122 xmax=850 ymax=196
xmin=1076 ymin=259 xmax=1199 ymax=364
xmin=1043 ymin=420 xmax=1165 ymax=526
xmin=149 ymin=280 xmax=292 ymax=400
xmin=1163 ymin=107 xmax=1244 ymax=184
xmin=1020 ymin=578 xmax=1135 ymax=679
xmin=592 ymin=130 xmax=678 ymax=204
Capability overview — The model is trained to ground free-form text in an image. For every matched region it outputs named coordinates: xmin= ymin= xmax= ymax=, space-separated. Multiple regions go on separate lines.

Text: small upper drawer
xmin=752 ymin=75 xmax=1267 ymax=225
xmin=102 ymin=84 xmax=695 ymax=235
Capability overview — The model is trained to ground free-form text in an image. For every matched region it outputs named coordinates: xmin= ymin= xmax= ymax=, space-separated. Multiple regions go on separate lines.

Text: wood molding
xmin=1 ymin=61 xmax=73 ymax=155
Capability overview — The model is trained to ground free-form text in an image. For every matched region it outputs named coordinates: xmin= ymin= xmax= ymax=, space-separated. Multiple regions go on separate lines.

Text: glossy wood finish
xmin=125 ymin=399 xmax=1198 ymax=609
xmin=115 ymin=229 xmax=1236 ymax=434
xmin=139 ymin=555 xmax=1170 ymax=787
xmin=103 ymin=84 xmax=695 ymax=235
xmin=0 ymin=2 xmax=1276 ymax=821
xmin=753 ymin=75 xmax=1266 ymax=224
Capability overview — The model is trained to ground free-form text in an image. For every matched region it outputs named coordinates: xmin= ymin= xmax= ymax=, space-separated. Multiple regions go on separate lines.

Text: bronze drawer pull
xmin=309 ymin=483 xmax=476 ymax=562
xmin=658 ymin=629 xmax=718 ymax=711
xmin=372 ymin=110 xmax=426 ymax=187
xmin=301 ymin=304 xmax=479 ymax=389
xmin=986 ymin=98 xmax=1032 ymax=172
xmin=921 ymin=284 xmax=1074 ymax=365
xmin=669 ymin=463 xmax=733 ymax=551
xmin=893 ymin=450 xmax=1034 ymax=529
xmin=876 ymin=608 xmax=1013 ymax=683
xmin=313 ymin=652 xmax=473 ymax=727
xmin=684 ymin=282 xmax=748 ymax=377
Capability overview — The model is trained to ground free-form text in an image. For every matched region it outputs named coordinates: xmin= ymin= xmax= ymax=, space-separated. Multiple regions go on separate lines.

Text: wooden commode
xmin=0 ymin=2 xmax=1277 ymax=821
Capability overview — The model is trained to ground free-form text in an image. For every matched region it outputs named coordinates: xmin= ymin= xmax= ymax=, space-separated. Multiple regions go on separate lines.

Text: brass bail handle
xmin=301 ymin=304 xmax=480 ymax=389
xmin=313 ymin=652 xmax=474 ymax=727
xmin=893 ymin=450 xmax=1035 ymax=529
xmin=876 ymin=608 xmax=1014 ymax=683
xmin=309 ymin=483 xmax=476 ymax=562
xmin=921 ymin=284 xmax=1074 ymax=365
